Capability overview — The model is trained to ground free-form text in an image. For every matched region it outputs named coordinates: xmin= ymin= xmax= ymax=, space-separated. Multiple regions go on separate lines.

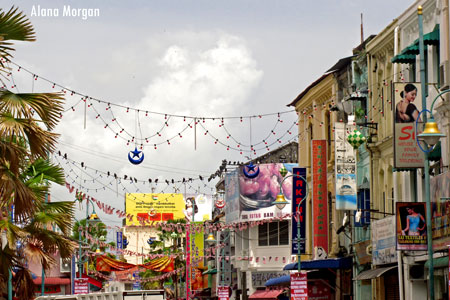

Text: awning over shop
xmin=249 ymin=289 xmax=284 ymax=299
xmin=202 ymin=268 xmax=217 ymax=275
xmin=265 ymin=275 xmax=290 ymax=287
xmin=392 ymin=25 xmax=440 ymax=64
xmin=283 ymin=256 xmax=352 ymax=271
xmin=425 ymin=256 xmax=448 ymax=268
xmin=353 ymin=266 xmax=397 ymax=280
xmin=32 ymin=277 xmax=70 ymax=285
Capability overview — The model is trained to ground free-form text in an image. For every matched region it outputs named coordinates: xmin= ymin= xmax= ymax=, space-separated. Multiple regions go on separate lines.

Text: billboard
xmin=184 ymin=194 xmax=213 ymax=222
xmin=393 ymin=82 xmax=424 ymax=168
xmin=396 ymin=202 xmax=427 ymax=251
xmin=430 ymin=171 xmax=450 ymax=250
xmin=292 ymin=167 xmax=307 ymax=255
xmin=311 ymin=140 xmax=328 ymax=257
xmin=125 ymin=193 xmax=185 ymax=226
xmin=225 ymin=170 xmax=240 ymax=223
xmin=372 ymin=216 xmax=397 ymax=265
xmin=239 ymin=163 xmax=296 ymax=222
xmin=334 ymin=122 xmax=357 ymax=210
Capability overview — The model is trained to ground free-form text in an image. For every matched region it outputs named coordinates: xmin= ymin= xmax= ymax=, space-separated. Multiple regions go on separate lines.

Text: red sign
xmin=74 ymin=278 xmax=89 ymax=294
xmin=218 ymin=286 xmax=230 ymax=300
xmin=291 ymin=272 xmax=308 ymax=300
xmin=311 ymin=140 xmax=328 ymax=255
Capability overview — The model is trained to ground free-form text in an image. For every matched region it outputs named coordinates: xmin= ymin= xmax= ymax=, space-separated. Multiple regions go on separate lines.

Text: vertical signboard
xmin=430 ymin=171 xmax=450 ymax=250
xmin=116 ymin=232 xmax=123 ymax=249
xmin=291 ymin=272 xmax=308 ymax=300
xmin=372 ymin=216 xmax=397 ymax=265
xmin=393 ymin=82 xmax=424 ymax=168
xmin=74 ymin=278 xmax=89 ymax=294
xmin=334 ymin=122 xmax=357 ymax=210
xmin=311 ymin=140 xmax=328 ymax=256
xmin=217 ymin=286 xmax=230 ymax=300
xmin=186 ymin=226 xmax=191 ymax=299
xmin=396 ymin=202 xmax=427 ymax=251
xmin=225 ymin=170 xmax=240 ymax=224
xmin=292 ymin=167 xmax=307 ymax=255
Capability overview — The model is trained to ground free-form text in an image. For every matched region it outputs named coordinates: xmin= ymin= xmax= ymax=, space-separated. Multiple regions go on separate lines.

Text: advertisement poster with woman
xmin=393 ymin=82 xmax=424 ymax=168
xmin=396 ymin=202 xmax=427 ymax=250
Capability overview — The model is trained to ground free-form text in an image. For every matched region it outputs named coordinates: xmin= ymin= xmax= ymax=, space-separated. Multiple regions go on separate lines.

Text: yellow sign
xmin=125 ymin=193 xmax=185 ymax=226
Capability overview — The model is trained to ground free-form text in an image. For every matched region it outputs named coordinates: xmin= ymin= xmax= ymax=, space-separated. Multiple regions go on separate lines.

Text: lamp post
xmin=417 ymin=5 xmax=448 ymax=300
xmin=277 ymin=167 xmax=309 ymax=274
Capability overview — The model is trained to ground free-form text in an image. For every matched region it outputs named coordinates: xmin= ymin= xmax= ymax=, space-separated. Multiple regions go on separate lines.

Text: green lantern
xmin=347 ymin=129 xmax=366 ymax=149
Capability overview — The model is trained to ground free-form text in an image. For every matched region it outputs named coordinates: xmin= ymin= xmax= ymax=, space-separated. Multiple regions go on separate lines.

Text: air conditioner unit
xmin=60 ymin=258 xmax=71 ymax=273
xmin=440 ymin=61 xmax=450 ymax=90
xmin=408 ymin=264 xmax=425 ymax=281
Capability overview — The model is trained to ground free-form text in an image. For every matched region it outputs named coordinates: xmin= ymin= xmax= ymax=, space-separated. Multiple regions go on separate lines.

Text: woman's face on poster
xmin=405 ymin=89 xmax=417 ymax=102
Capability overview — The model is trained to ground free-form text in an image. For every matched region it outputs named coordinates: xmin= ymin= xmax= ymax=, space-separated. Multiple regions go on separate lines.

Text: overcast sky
xmin=3 ymin=0 xmax=415 ymax=239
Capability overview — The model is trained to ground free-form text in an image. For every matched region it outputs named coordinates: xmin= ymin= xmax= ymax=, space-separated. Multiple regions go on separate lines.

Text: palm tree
xmin=0 ymin=158 xmax=76 ymax=299
xmin=0 ymin=6 xmax=69 ymax=299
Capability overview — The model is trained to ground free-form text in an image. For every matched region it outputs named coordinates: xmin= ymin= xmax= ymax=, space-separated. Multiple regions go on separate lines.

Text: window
xmin=258 ymin=221 xmax=289 ymax=246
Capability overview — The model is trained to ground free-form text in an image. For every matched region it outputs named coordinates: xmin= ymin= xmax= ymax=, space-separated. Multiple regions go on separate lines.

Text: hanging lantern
xmin=347 ymin=129 xmax=366 ymax=149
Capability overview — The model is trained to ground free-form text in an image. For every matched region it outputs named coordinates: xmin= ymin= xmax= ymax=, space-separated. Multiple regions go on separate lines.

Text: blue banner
xmin=292 ymin=167 xmax=306 ymax=255
xmin=116 ymin=232 xmax=123 ymax=249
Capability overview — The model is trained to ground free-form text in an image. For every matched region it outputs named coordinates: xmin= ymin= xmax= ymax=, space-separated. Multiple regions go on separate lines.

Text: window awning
xmin=392 ymin=24 xmax=440 ymax=64
xmin=202 ymin=268 xmax=217 ymax=275
xmin=249 ymin=289 xmax=284 ymax=299
xmin=353 ymin=266 xmax=397 ymax=280
xmin=283 ymin=256 xmax=352 ymax=271
xmin=425 ymin=256 xmax=448 ymax=268
xmin=265 ymin=275 xmax=290 ymax=287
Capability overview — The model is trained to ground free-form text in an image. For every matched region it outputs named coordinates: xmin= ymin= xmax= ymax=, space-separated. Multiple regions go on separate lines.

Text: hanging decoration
xmin=347 ymin=129 xmax=366 ymax=149
xmin=242 ymin=162 xmax=260 ymax=179
xmin=215 ymin=198 xmax=225 ymax=209
xmin=127 ymin=147 xmax=144 ymax=165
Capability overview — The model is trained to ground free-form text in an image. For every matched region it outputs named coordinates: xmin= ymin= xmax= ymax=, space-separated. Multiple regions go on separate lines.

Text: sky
xmin=3 ymin=0 xmax=416 ymax=240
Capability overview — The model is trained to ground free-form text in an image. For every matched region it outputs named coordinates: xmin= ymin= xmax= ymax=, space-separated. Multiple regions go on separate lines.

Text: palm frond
xmin=13 ymin=267 xmax=36 ymax=300
xmin=0 ymin=90 xmax=64 ymax=130
xmin=0 ymin=6 xmax=35 ymax=61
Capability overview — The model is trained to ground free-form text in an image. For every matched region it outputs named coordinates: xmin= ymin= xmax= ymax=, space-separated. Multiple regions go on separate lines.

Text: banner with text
xmin=292 ymin=167 xmax=307 ymax=255
xmin=393 ymin=82 xmax=424 ymax=168
xmin=125 ymin=193 xmax=185 ymax=225
xmin=396 ymin=202 xmax=427 ymax=251
xmin=372 ymin=216 xmax=397 ymax=265
xmin=311 ymin=140 xmax=328 ymax=257
xmin=334 ymin=122 xmax=357 ymax=210
xmin=290 ymin=272 xmax=308 ymax=300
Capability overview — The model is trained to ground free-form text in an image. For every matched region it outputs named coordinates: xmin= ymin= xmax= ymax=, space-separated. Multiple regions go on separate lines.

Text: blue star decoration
xmin=128 ymin=147 xmax=144 ymax=165
xmin=243 ymin=162 xmax=260 ymax=178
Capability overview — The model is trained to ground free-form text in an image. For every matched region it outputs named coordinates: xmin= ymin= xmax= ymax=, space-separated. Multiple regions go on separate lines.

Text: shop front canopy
xmin=283 ymin=256 xmax=352 ymax=271
xmin=353 ymin=265 xmax=397 ymax=280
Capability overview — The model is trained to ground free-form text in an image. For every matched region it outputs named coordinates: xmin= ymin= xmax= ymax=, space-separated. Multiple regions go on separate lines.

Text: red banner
xmin=311 ymin=140 xmax=328 ymax=256
xmin=291 ymin=272 xmax=308 ymax=300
